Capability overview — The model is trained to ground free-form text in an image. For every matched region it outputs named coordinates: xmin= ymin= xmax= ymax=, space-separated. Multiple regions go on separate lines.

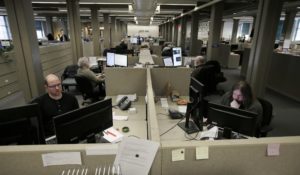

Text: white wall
xmin=127 ymin=25 xmax=159 ymax=37
xmin=222 ymin=20 xmax=233 ymax=41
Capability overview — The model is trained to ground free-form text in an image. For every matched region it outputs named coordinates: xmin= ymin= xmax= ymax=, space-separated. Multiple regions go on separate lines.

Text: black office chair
xmin=192 ymin=65 xmax=217 ymax=96
xmin=74 ymin=75 xmax=103 ymax=105
xmin=256 ymin=98 xmax=274 ymax=137
xmin=61 ymin=64 xmax=79 ymax=91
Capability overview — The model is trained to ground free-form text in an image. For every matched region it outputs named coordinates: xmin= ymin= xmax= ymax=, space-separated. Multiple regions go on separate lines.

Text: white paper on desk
xmin=116 ymin=94 xmax=137 ymax=102
xmin=103 ymin=127 xmax=124 ymax=143
xmin=113 ymin=115 xmax=128 ymax=121
xmin=86 ymin=144 xmax=118 ymax=155
xmin=160 ymin=98 xmax=169 ymax=108
xmin=267 ymin=143 xmax=280 ymax=156
xmin=178 ymin=105 xmax=187 ymax=114
xmin=114 ymin=137 xmax=159 ymax=175
xmin=42 ymin=152 xmax=82 ymax=167
xmin=199 ymin=126 xmax=218 ymax=139
xmin=196 ymin=146 xmax=209 ymax=160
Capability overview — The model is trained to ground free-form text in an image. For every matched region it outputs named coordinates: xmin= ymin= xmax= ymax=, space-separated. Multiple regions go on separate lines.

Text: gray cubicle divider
xmin=105 ymin=68 xmax=147 ymax=96
xmin=150 ymin=68 xmax=193 ymax=97
xmin=147 ymin=69 xmax=162 ymax=175
xmin=160 ymin=137 xmax=300 ymax=175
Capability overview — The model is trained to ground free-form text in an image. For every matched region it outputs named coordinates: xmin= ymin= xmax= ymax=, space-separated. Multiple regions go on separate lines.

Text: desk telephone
xmin=116 ymin=96 xmax=131 ymax=110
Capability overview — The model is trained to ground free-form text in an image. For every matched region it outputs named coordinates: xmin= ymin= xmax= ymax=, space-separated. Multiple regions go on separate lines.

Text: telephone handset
xmin=116 ymin=96 xmax=132 ymax=110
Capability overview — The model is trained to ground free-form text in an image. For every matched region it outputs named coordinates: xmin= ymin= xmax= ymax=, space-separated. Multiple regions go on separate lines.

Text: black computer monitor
xmin=114 ymin=54 xmax=128 ymax=67
xmin=53 ymin=99 xmax=113 ymax=144
xmin=206 ymin=102 xmax=258 ymax=136
xmin=106 ymin=52 xmax=115 ymax=67
xmin=178 ymin=77 xmax=205 ymax=134
xmin=172 ymin=47 xmax=182 ymax=67
xmin=0 ymin=103 xmax=45 ymax=145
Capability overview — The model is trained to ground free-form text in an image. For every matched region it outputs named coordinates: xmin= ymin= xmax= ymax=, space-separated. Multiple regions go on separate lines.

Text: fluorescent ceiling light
xmin=156 ymin=5 xmax=160 ymax=13
xmin=80 ymin=2 xmax=131 ymax=5
xmin=32 ymin=1 xmax=66 ymax=4
xmin=128 ymin=5 xmax=133 ymax=12
xmin=157 ymin=3 xmax=195 ymax=6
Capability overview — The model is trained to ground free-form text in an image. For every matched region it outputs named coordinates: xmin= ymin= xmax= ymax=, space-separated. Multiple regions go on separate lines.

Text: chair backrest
xmin=62 ymin=65 xmax=79 ymax=79
xmin=74 ymin=75 xmax=94 ymax=100
xmin=257 ymin=98 xmax=274 ymax=127
xmin=192 ymin=65 xmax=216 ymax=96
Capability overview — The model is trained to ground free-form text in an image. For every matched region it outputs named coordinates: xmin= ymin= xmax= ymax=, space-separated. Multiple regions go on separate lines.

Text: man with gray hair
xmin=194 ymin=55 xmax=206 ymax=67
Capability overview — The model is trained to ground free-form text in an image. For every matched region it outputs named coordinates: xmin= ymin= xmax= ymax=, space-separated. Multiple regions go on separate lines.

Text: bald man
xmin=31 ymin=74 xmax=79 ymax=137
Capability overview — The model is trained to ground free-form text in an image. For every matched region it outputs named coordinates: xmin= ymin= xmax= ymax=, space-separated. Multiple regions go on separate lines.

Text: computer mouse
xmin=122 ymin=126 xmax=130 ymax=133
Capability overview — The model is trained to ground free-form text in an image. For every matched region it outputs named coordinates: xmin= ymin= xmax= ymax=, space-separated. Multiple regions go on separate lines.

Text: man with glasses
xmin=31 ymin=74 xmax=79 ymax=137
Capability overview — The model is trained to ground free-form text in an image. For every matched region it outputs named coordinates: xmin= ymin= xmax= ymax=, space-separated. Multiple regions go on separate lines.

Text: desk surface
xmin=108 ymin=96 xmax=146 ymax=121
xmin=113 ymin=120 xmax=147 ymax=139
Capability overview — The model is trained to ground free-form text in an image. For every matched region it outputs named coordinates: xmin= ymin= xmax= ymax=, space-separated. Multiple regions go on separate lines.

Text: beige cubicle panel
xmin=0 ymin=144 xmax=117 ymax=175
xmin=150 ymin=68 xmax=193 ymax=97
xmin=105 ymin=68 xmax=147 ymax=96
xmin=160 ymin=137 xmax=300 ymax=175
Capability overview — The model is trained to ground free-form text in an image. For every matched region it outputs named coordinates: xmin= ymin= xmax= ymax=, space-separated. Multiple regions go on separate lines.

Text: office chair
xmin=61 ymin=64 xmax=79 ymax=91
xmin=192 ymin=65 xmax=216 ymax=96
xmin=74 ymin=75 xmax=103 ymax=105
xmin=256 ymin=98 xmax=274 ymax=137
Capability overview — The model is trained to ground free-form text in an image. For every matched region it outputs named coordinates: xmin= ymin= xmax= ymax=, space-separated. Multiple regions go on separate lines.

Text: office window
xmin=241 ymin=23 xmax=250 ymax=35
xmin=0 ymin=16 xmax=12 ymax=40
xmin=35 ymin=21 xmax=45 ymax=39
xmin=275 ymin=20 xmax=284 ymax=41
xmin=294 ymin=19 xmax=300 ymax=41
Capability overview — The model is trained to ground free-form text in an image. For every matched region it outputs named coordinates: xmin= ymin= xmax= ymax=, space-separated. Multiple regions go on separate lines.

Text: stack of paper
xmin=103 ymin=127 xmax=124 ymax=143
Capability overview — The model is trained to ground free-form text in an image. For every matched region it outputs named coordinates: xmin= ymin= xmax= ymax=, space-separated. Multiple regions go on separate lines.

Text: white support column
xmin=247 ymin=0 xmax=283 ymax=97
xmin=231 ymin=19 xmax=239 ymax=44
xmin=110 ymin=16 xmax=116 ymax=47
xmin=190 ymin=11 xmax=200 ymax=56
xmin=91 ymin=6 xmax=100 ymax=56
xmin=4 ymin=0 xmax=44 ymax=100
xmin=66 ymin=0 xmax=83 ymax=60
xmin=103 ymin=13 xmax=110 ymax=49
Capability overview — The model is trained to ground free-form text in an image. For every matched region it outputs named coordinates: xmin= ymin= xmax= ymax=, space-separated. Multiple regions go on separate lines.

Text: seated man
xmin=31 ymin=74 xmax=79 ymax=137
xmin=220 ymin=80 xmax=263 ymax=126
xmin=77 ymin=57 xmax=106 ymax=97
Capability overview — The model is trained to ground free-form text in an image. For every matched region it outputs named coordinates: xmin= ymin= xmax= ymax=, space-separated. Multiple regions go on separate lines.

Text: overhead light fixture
xmin=134 ymin=16 xmax=137 ymax=21
xmin=80 ymin=2 xmax=131 ymax=5
xmin=297 ymin=6 xmax=300 ymax=9
xmin=194 ymin=7 xmax=199 ymax=11
xmin=32 ymin=1 xmax=66 ymax=4
xmin=136 ymin=21 xmax=138 ymax=24
xmin=151 ymin=17 xmax=154 ymax=21
xmin=233 ymin=12 xmax=237 ymax=15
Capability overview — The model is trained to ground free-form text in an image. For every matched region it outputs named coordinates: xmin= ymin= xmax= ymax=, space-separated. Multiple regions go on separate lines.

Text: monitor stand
xmin=178 ymin=121 xmax=200 ymax=134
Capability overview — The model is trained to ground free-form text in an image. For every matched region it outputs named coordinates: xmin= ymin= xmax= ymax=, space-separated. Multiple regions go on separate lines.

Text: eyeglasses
xmin=47 ymin=83 xmax=61 ymax=88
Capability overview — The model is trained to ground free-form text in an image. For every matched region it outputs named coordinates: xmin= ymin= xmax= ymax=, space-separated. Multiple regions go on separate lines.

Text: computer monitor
xmin=0 ymin=103 xmax=45 ymax=145
xmin=163 ymin=57 xmax=173 ymax=67
xmin=130 ymin=37 xmax=138 ymax=44
xmin=172 ymin=47 xmax=182 ymax=67
xmin=106 ymin=52 xmax=115 ymax=67
xmin=53 ymin=99 xmax=113 ymax=144
xmin=206 ymin=102 xmax=258 ymax=136
xmin=178 ymin=77 xmax=205 ymax=134
xmin=114 ymin=54 xmax=128 ymax=67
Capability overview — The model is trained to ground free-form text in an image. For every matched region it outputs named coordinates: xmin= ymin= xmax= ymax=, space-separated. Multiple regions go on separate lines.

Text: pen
xmin=105 ymin=131 xmax=117 ymax=137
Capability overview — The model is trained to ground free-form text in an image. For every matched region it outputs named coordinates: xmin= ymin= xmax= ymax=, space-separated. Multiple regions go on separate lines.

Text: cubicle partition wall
xmin=1 ymin=67 xmax=300 ymax=175
xmin=160 ymin=137 xmax=300 ymax=175
xmin=150 ymin=68 xmax=193 ymax=97
xmin=105 ymin=68 xmax=147 ymax=96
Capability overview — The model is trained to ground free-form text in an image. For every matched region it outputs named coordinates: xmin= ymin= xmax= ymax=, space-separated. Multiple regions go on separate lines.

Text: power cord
xmin=160 ymin=118 xmax=185 ymax=136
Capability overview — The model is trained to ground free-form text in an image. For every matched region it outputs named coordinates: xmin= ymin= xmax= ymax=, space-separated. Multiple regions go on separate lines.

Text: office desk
xmin=113 ymin=120 xmax=147 ymax=139
xmin=108 ymin=96 xmax=146 ymax=121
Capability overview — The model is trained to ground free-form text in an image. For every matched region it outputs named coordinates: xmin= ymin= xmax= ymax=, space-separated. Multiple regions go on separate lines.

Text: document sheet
xmin=114 ymin=137 xmax=159 ymax=175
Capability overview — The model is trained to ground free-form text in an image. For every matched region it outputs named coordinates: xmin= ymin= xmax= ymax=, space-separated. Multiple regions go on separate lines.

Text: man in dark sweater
xmin=31 ymin=74 xmax=79 ymax=137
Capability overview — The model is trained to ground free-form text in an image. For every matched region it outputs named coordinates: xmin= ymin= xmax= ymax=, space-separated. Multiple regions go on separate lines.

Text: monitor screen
xmin=178 ymin=77 xmax=205 ymax=134
xmin=206 ymin=102 xmax=258 ymax=136
xmin=53 ymin=99 xmax=113 ymax=144
xmin=172 ymin=47 xmax=182 ymax=66
xmin=0 ymin=103 xmax=45 ymax=145
xmin=130 ymin=37 xmax=138 ymax=44
xmin=163 ymin=57 xmax=173 ymax=67
xmin=114 ymin=54 xmax=128 ymax=67
xmin=106 ymin=52 xmax=115 ymax=66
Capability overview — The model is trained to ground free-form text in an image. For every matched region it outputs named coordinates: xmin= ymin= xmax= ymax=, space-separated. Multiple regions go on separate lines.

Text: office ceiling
xmin=0 ymin=0 xmax=299 ymax=25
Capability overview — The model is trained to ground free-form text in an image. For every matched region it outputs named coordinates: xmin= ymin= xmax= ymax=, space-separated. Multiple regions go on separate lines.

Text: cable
xmin=160 ymin=118 xmax=184 ymax=136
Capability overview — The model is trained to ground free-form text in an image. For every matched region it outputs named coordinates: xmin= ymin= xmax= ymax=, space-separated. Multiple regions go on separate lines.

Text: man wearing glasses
xmin=31 ymin=74 xmax=79 ymax=137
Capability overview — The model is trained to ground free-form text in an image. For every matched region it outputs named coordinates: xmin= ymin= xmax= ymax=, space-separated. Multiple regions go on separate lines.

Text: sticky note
xmin=267 ymin=143 xmax=280 ymax=156
xmin=42 ymin=152 xmax=82 ymax=167
xmin=172 ymin=148 xmax=185 ymax=161
xmin=196 ymin=146 xmax=209 ymax=160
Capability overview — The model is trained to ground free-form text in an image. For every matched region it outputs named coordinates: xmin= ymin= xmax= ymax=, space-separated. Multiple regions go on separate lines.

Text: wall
xmin=127 ymin=25 xmax=159 ymax=37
